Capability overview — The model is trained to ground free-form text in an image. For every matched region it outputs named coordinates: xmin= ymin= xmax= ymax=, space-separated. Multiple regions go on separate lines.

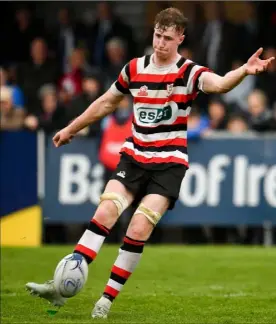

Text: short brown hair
xmin=154 ymin=7 xmax=188 ymax=35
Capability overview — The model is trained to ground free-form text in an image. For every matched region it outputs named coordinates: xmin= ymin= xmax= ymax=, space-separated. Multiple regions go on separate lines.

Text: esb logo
xmin=137 ymin=106 xmax=172 ymax=123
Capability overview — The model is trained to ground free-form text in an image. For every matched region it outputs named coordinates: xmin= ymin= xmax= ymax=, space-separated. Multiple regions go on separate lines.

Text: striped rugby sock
xmin=74 ymin=218 xmax=110 ymax=264
xmin=103 ymin=236 xmax=145 ymax=302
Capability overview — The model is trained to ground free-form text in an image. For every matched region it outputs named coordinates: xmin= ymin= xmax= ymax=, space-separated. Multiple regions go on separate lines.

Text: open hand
xmin=244 ymin=48 xmax=275 ymax=75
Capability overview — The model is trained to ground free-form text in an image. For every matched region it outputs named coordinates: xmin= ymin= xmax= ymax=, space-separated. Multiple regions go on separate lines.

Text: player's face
xmin=153 ymin=26 xmax=184 ymax=60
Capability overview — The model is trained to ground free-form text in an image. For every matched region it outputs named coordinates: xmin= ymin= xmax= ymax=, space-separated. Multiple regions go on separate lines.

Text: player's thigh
xmin=103 ymin=179 xmax=135 ymax=206
xmin=97 ymin=155 xmax=148 ymax=220
xmin=140 ymin=193 xmax=170 ymax=215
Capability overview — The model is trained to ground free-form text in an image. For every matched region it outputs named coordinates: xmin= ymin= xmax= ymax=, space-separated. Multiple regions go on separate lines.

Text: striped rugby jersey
xmin=110 ymin=54 xmax=210 ymax=170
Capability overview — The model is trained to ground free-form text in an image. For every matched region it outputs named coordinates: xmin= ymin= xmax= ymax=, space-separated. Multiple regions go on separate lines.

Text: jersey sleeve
xmin=183 ymin=62 xmax=212 ymax=95
xmin=110 ymin=62 xmax=131 ymax=96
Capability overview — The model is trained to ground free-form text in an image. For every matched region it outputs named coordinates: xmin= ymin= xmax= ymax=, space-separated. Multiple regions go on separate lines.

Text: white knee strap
xmin=100 ymin=192 xmax=128 ymax=216
xmin=134 ymin=203 xmax=162 ymax=226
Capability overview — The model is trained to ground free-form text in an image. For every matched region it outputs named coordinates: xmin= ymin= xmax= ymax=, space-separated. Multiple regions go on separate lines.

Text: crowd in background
xmin=1 ymin=1 xmax=276 ymax=147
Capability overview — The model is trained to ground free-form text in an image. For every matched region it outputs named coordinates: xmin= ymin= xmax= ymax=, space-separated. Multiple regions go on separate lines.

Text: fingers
xmin=53 ymin=133 xmax=66 ymax=148
xmin=263 ymin=57 xmax=275 ymax=71
xmin=52 ymin=134 xmax=59 ymax=147
xmin=52 ymin=133 xmax=73 ymax=147
xmin=254 ymin=47 xmax=263 ymax=57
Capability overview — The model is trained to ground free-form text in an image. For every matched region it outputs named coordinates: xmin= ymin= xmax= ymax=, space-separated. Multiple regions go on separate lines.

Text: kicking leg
xmin=26 ymin=180 xmax=134 ymax=306
xmin=74 ymin=180 xmax=134 ymax=264
xmin=92 ymin=194 xmax=169 ymax=318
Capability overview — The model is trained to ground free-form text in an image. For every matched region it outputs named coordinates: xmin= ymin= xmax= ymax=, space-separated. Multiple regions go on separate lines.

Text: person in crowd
xmin=0 ymin=86 xmax=25 ymax=130
xmin=49 ymin=7 xmax=86 ymax=74
xmin=235 ymin=3 xmax=263 ymax=63
xmin=99 ymin=95 xmax=133 ymax=182
xmin=194 ymin=2 xmax=239 ymax=75
xmin=8 ymin=7 xmax=46 ymax=63
xmin=64 ymin=70 xmax=103 ymax=137
xmin=226 ymin=113 xmax=250 ymax=134
xmin=103 ymin=37 xmax=128 ymax=90
xmin=0 ymin=66 xmax=25 ymax=109
xmin=207 ymin=96 xmax=228 ymax=130
xmin=254 ymin=47 xmax=276 ymax=107
xmin=247 ymin=89 xmax=274 ymax=132
xmin=187 ymin=106 xmax=210 ymax=140
xmin=58 ymin=48 xmax=92 ymax=105
xmin=17 ymin=38 xmax=58 ymax=115
xmin=24 ymin=84 xmax=66 ymax=134
xmin=86 ymin=2 xmax=137 ymax=67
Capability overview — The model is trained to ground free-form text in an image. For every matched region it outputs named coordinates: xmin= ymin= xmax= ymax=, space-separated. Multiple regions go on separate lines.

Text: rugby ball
xmin=53 ymin=253 xmax=88 ymax=298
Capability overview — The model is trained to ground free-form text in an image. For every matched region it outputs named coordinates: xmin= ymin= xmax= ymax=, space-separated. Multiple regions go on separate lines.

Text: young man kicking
xmin=26 ymin=7 xmax=274 ymax=319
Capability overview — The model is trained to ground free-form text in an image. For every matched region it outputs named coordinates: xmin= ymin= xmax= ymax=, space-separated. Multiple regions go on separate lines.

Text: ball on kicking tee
xmin=53 ymin=253 xmax=88 ymax=298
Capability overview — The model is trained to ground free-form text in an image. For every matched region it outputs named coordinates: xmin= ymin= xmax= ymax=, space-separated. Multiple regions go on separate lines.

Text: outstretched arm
xmin=67 ymin=90 xmax=123 ymax=134
xmin=53 ymin=90 xmax=124 ymax=147
xmin=201 ymin=48 xmax=275 ymax=94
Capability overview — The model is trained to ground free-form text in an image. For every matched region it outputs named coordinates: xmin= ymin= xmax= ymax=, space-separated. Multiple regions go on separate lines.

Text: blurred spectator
xmin=103 ymin=37 xmax=127 ymax=89
xmin=17 ymin=38 xmax=58 ymax=115
xmin=187 ymin=106 xmax=210 ymax=140
xmin=247 ymin=89 xmax=274 ymax=132
xmin=24 ymin=84 xmax=66 ymax=134
xmin=99 ymin=95 xmax=133 ymax=182
xmin=184 ymin=2 xmax=205 ymax=51
xmin=195 ymin=2 xmax=238 ymax=75
xmin=226 ymin=114 xmax=249 ymax=134
xmin=258 ymin=2 xmax=276 ymax=48
xmin=0 ymin=86 xmax=25 ymax=130
xmin=207 ymin=97 xmax=228 ymax=130
xmin=235 ymin=3 xmax=262 ymax=63
xmin=65 ymin=70 xmax=103 ymax=137
xmin=9 ymin=7 xmax=45 ymax=63
xmin=86 ymin=2 xmax=137 ymax=67
xmin=58 ymin=48 xmax=92 ymax=105
xmin=222 ymin=60 xmax=256 ymax=112
xmin=0 ymin=66 xmax=25 ymax=109
xmin=254 ymin=47 xmax=276 ymax=107
xmin=49 ymin=7 xmax=86 ymax=74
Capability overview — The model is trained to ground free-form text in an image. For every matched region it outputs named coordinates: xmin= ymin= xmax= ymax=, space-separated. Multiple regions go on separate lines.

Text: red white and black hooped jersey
xmin=110 ymin=54 xmax=210 ymax=170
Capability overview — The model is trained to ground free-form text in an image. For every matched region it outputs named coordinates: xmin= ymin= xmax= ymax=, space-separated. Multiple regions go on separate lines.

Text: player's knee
xmin=128 ymin=220 xmax=150 ymax=241
xmin=134 ymin=203 xmax=162 ymax=226
xmin=99 ymin=192 xmax=129 ymax=216
xmin=94 ymin=200 xmax=118 ymax=226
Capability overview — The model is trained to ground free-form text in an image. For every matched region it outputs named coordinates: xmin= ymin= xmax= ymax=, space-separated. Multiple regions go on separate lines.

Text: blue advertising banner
xmin=42 ymin=136 xmax=276 ymax=226
xmin=0 ymin=131 xmax=37 ymax=217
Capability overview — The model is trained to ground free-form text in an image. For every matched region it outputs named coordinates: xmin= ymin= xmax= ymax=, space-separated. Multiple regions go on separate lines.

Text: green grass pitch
xmin=1 ymin=245 xmax=276 ymax=323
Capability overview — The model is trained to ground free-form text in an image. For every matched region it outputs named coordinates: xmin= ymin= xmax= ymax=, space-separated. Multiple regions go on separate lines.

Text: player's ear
xmin=179 ymin=35 xmax=185 ymax=45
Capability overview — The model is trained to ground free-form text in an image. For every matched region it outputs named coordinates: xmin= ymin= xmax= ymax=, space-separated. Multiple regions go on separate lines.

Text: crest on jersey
xmin=166 ymin=83 xmax=174 ymax=96
xmin=137 ymin=85 xmax=148 ymax=96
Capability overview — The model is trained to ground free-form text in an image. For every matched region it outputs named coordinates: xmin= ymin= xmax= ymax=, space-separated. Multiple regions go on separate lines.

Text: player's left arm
xmin=200 ymin=47 xmax=275 ymax=94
